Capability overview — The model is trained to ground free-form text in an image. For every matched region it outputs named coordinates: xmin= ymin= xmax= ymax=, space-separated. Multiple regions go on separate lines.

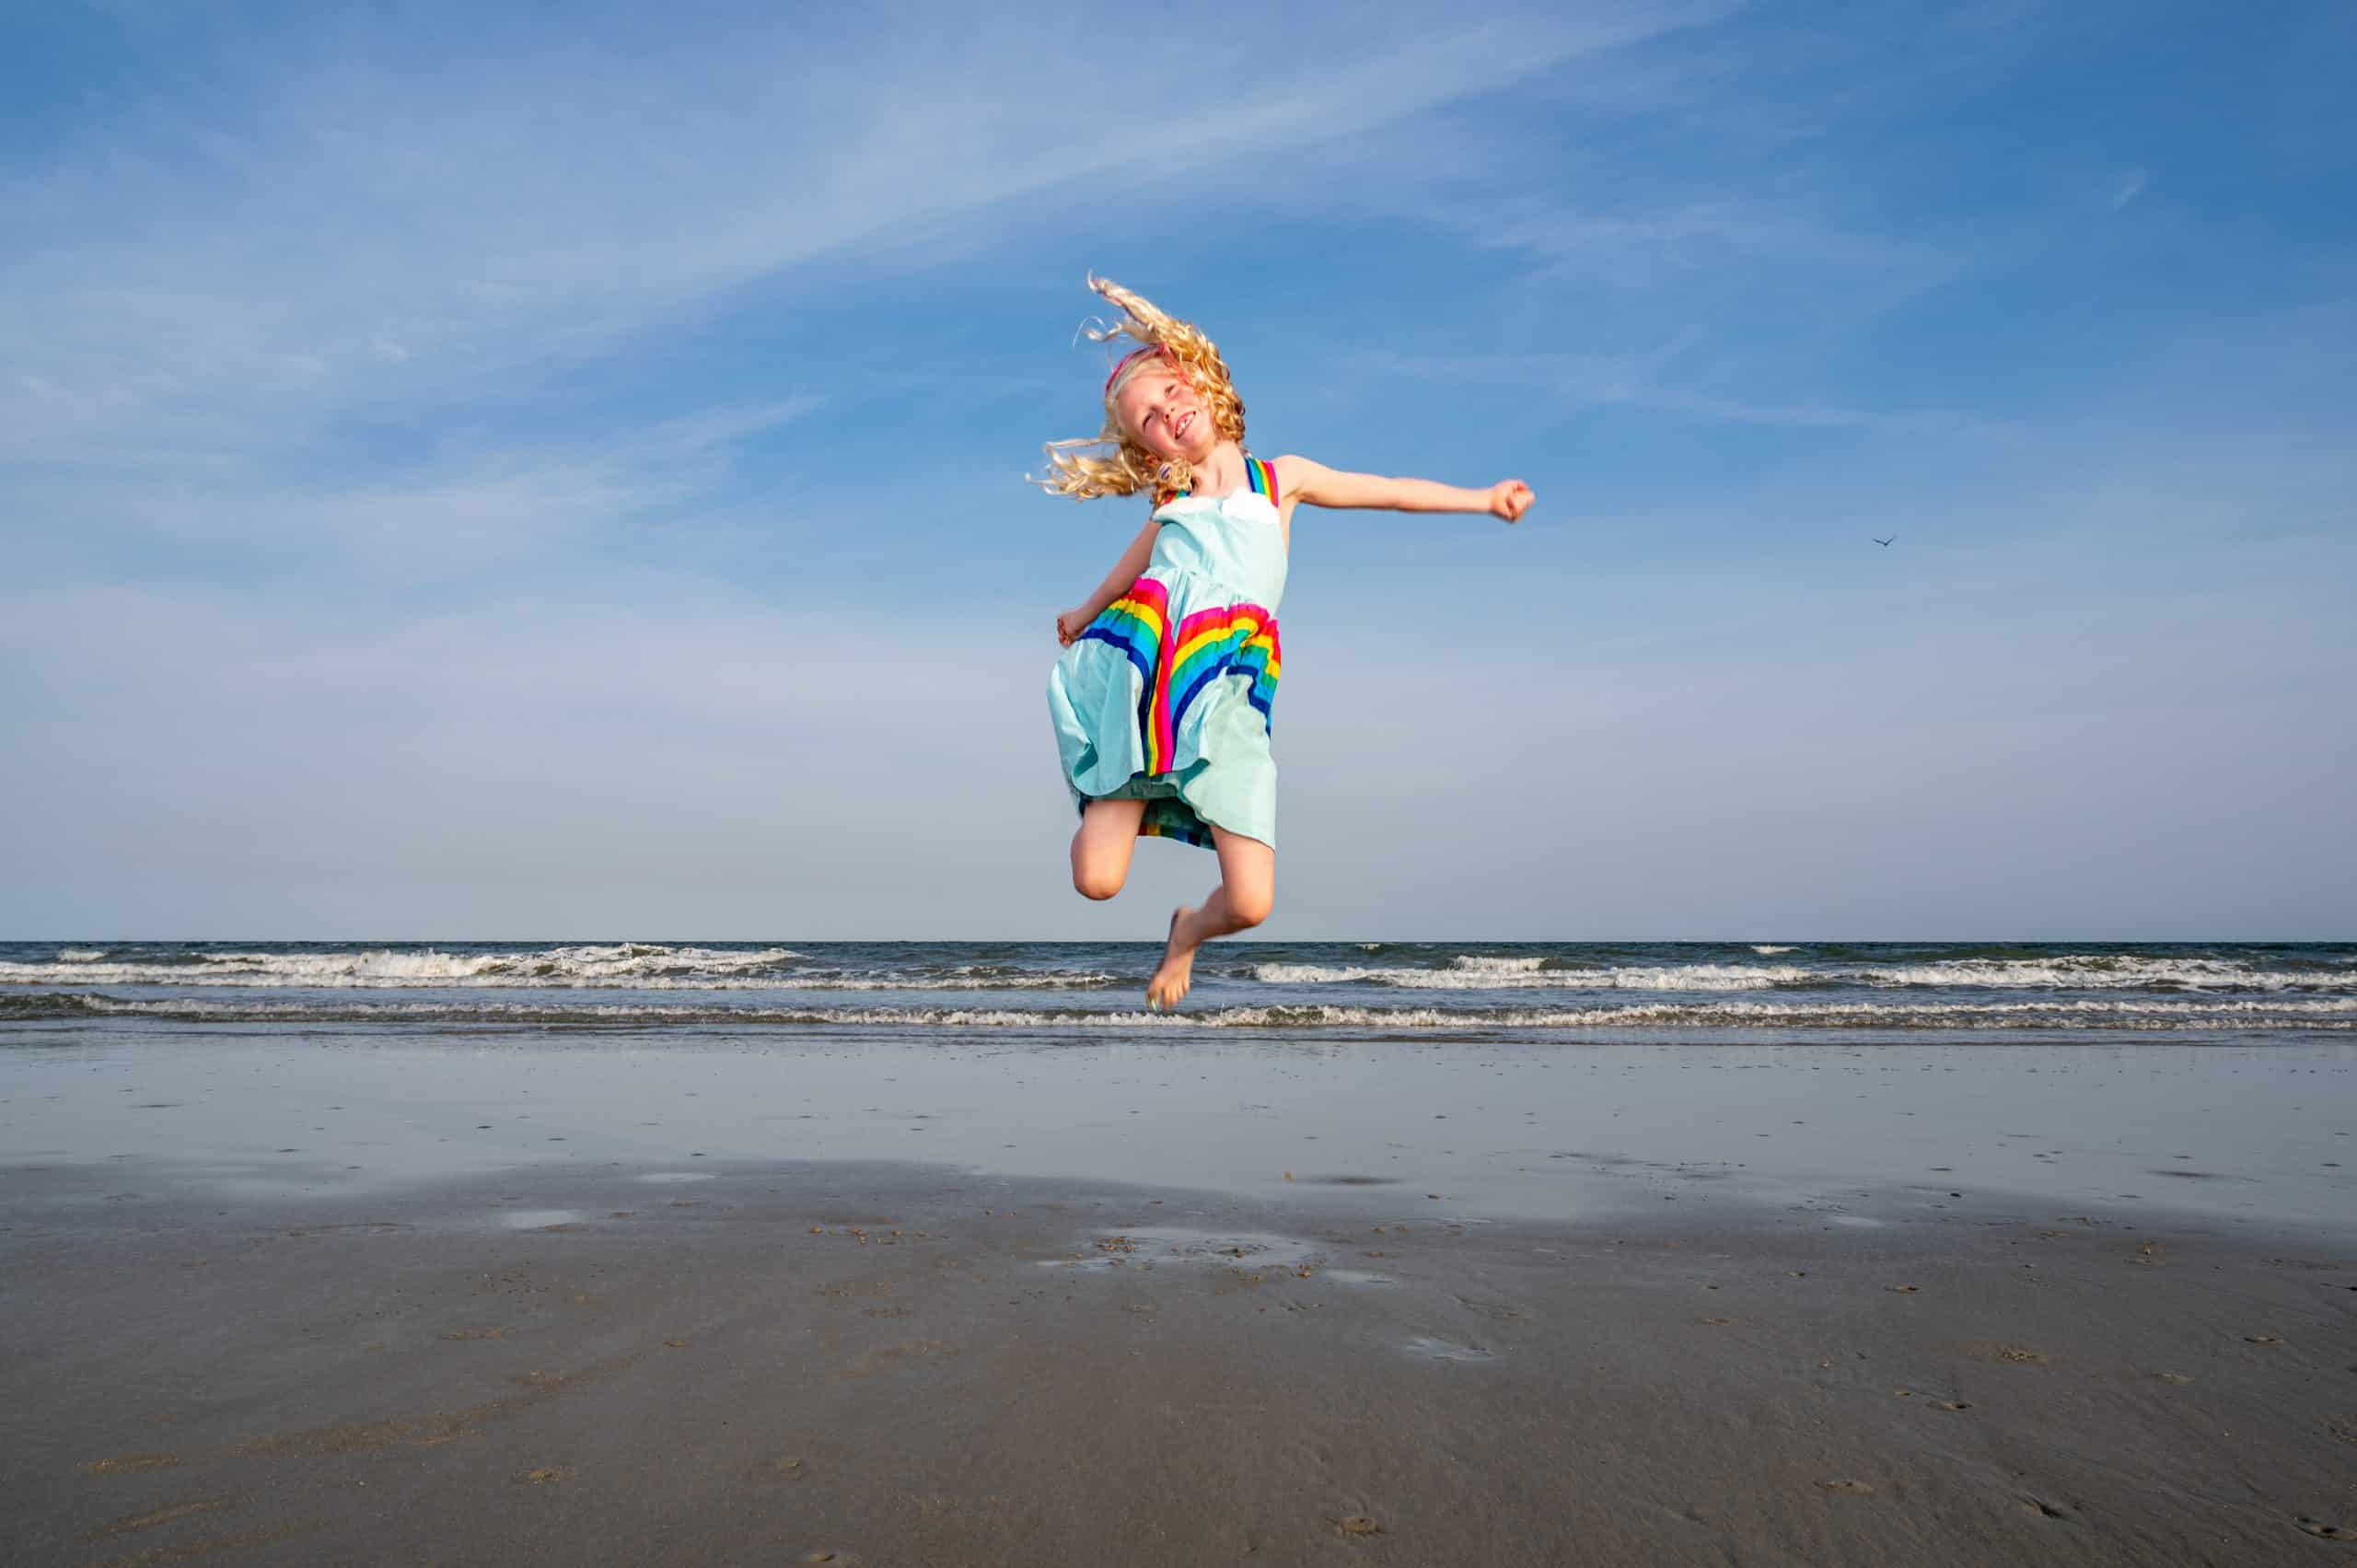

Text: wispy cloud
xmin=1339 ymin=347 xmax=1996 ymax=433
xmin=1 ymin=2 xmax=1709 ymax=472
xmin=1478 ymin=201 xmax=1929 ymax=279
xmin=1945 ymin=0 xmax=2040 ymax=32
xmin=11 ymin=397 xmax=819 ymax=588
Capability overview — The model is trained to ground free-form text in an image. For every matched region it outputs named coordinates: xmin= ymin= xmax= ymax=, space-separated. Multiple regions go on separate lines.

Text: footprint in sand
xmin=1403 ymin=1336 xmax=1492 ymax=1363
xmin=2020 ymin=1496 xmax=2069 ymax=1519
xmin=83 ymin=1498 xmax=229 ymax=1539
xmin=830 ymin=1342 xmax=958 ymax=1381
xmin=1957 ymin=1342 xmax=2046 ymax=1364
xmin=2296 ymin=1517 xmax=2353 ymax=1541
xmin=76 ymin=1453 xmax=182 ymax=1476
xmin=1455 ymin=1296 xmax=1525 ymax=1321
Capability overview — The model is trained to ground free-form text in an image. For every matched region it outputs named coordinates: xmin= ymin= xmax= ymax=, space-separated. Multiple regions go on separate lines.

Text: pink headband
xmin=1104 ymin=343 xmax=1175 ymax=394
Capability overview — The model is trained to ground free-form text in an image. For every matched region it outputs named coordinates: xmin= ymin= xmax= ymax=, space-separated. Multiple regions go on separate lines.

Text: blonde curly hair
xmin=1033 ymin=275 xmax=1247 ymax=507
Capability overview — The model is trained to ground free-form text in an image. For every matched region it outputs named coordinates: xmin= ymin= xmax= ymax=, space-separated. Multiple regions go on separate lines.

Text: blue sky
xmin=4 ymin=0 xmax=2351 ymax=939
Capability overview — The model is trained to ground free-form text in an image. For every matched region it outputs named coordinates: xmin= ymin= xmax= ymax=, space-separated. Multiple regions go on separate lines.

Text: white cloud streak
xmin=1340 ymin=347 xmax=1998 ymax=433
xmin=1 ymin=2 xmax=1713 ymax=472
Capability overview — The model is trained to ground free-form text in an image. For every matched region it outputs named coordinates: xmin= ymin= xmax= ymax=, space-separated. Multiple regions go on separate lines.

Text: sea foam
xmin=9 ymin=991 xmax=2349 ymax=1032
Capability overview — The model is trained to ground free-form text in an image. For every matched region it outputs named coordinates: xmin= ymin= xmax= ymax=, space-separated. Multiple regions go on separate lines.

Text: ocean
xmin=4 ymin=939 xmax=2351 ymax=1042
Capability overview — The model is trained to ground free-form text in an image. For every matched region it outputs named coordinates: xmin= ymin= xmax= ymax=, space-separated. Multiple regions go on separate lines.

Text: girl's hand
xmin=1490 ymin=480 xmax=1534 ymax=523
xmin=1056 ymin=607 xmax=1093 ymax=645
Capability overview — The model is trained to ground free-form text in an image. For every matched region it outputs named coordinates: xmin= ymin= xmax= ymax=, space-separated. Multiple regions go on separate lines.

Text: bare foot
xmin=1147 ymin=907 xmax=1198 ymax=1011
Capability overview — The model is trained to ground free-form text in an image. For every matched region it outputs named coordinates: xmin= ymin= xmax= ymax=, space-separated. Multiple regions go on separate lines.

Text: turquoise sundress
xmin=1047 ymin=456 xmax=1288 ymax=849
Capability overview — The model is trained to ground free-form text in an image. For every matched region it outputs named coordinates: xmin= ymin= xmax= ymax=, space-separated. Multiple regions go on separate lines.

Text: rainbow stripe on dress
xmin=1077 ymin=459 xmax=1284 ymax=779
xmin=1240 ymin=456 xmax=1278 ymax=506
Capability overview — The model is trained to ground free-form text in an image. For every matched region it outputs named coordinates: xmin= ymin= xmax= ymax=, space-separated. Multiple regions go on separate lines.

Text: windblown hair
xmin=1033 ymin=275 xmax=1247 ymax=507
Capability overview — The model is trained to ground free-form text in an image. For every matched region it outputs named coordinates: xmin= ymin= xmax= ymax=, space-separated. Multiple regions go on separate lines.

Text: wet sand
xmin=3 ymin=1033 xmax=2352 ymax=1562
xmin=5 ymin=1149 xmax=2354 ymax=1565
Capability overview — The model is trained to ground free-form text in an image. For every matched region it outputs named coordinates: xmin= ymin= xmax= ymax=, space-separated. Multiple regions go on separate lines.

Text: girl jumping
xmin=1040 ymin=277 xmax=1532 ymax=1011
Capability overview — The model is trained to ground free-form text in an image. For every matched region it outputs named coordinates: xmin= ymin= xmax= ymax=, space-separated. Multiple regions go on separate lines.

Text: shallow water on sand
xmin=4 ymin=1031 xmax=2349 ymax=1230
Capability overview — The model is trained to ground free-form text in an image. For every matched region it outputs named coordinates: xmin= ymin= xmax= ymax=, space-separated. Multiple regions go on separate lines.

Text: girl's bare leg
xmin=1071 ymin=798 xmax=1149 ymax=900
xmin=1148 ymin=827 xmax=1274 ymax=1009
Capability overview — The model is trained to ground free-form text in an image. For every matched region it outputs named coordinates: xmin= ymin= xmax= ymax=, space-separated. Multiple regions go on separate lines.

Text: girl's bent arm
xmin=1276 ymin=456 xmax=1531 ymax=521
xmin=1057 ymin=516 xmax=1162 ymax=644
xmin=1081 ymin=517 xmax=1162 ymax=616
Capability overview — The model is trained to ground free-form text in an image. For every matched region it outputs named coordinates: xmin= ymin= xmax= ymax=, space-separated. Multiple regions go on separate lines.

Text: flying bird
xmin=1872 ymin=536 xmax=1895 ymax=547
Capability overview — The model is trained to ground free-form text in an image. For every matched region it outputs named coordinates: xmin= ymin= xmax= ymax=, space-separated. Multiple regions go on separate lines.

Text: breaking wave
xmin=1256 ymin=960 xmax=1819 ymax=991
xmin=0 ymin=945 xmax=1107 ymax=993
xmin=1250 ymin=953 xmax=2357 ymax=993
xmin=7 ymin=991 xmax=2351 ymax=1032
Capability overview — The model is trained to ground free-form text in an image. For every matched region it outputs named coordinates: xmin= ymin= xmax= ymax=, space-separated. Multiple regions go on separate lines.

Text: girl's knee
xmin=1073 ymin=865 xmax=1125 ymax=901
xmin=1226 ymin=885 xmax=1274 ymax=930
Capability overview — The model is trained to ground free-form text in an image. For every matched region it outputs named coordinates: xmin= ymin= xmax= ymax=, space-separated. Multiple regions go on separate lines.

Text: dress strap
xmin=1162 ymin=459 xmax=1278 ymax=511
xmin=1244 ymin=456 xmax=1280 ymax=510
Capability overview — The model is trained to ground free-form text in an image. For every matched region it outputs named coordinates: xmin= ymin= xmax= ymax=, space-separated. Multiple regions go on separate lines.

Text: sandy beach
xmin=3 ymin=1029 xmax=2352 ymax=1565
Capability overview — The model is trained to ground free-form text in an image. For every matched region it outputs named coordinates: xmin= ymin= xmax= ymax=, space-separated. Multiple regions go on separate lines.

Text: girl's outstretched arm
xmin=1056 ymin=516 xmax=1163 ymax=645
xmin=1275 ymin=457 xmax=1532 ymax=522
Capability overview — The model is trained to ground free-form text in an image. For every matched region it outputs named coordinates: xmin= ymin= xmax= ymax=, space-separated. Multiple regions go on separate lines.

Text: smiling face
xmin=1111 ymin=365 xmax=1217 ymax=465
